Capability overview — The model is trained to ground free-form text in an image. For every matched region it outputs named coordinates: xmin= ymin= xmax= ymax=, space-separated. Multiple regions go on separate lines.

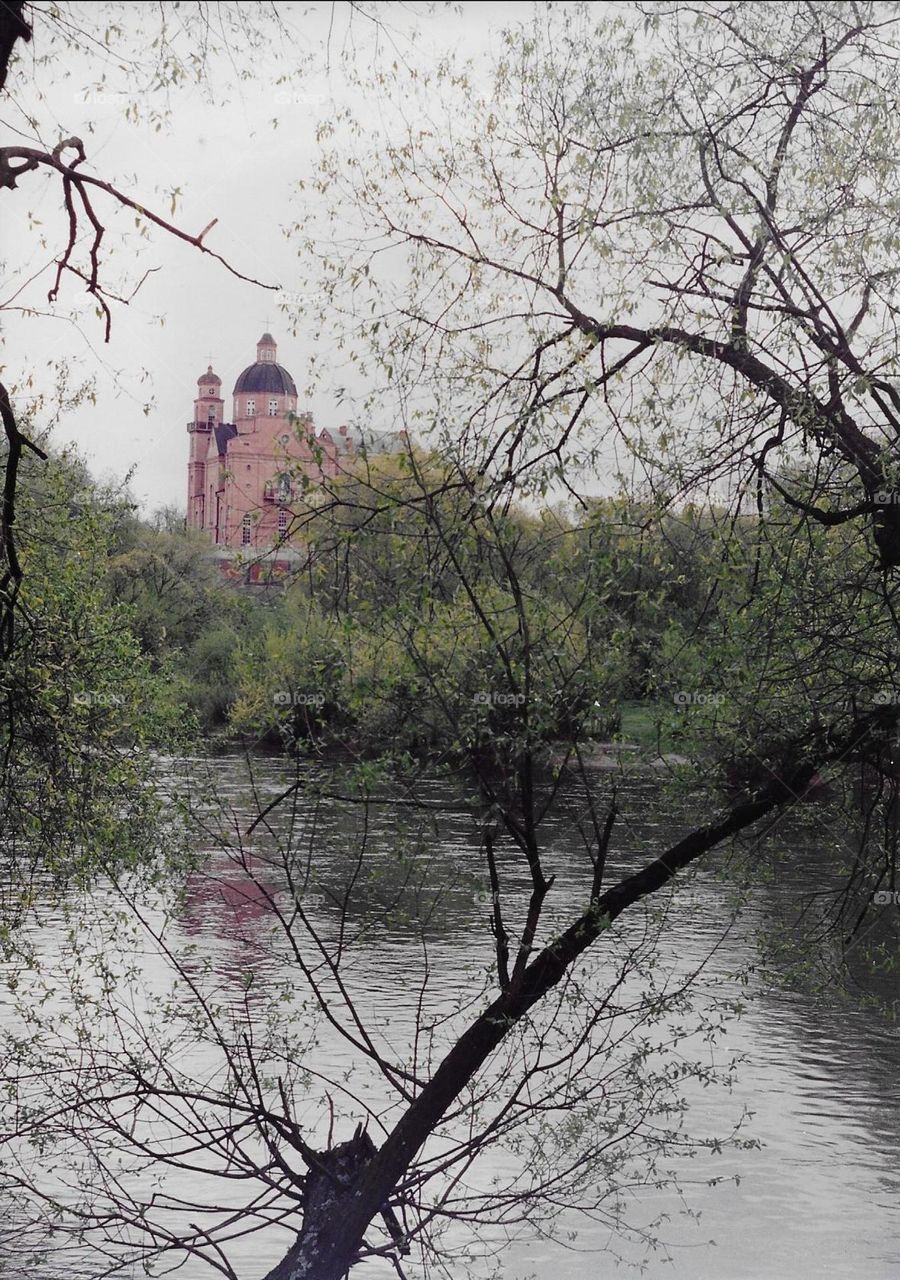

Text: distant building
xmin=186 ymin=333 xmax=405 ymax=554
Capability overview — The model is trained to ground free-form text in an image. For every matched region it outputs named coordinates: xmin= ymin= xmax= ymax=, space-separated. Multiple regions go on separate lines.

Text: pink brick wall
xmin=185 ymin=339 xmax=346 ymax=551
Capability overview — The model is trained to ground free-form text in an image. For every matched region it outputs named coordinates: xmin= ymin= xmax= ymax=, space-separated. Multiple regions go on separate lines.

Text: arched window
xmin=241 ymin=513 xmax=252 ymax=545
xmin=278 ymin=508 xmax=289 ymax=538
xmin=246 ymin=399 xmax=256 ymax=416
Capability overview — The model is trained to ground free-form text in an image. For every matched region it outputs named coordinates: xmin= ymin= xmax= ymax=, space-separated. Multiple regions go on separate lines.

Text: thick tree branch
xmin=0 ymin=382 xmax=48 ymax=657
xmin=553 ymin=308 xmax=900 ymax=567
xmin=264 ymin=716 xmax=892 ymax=1278
xmin=0 ymin=0 xmax=30 ymax=96
xmin=0 ymin=140 xmax=277 ymax=295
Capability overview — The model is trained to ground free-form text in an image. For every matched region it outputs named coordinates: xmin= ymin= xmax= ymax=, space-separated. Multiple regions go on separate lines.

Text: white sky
xmin=2 ymin=0 xmax=540 ymax=511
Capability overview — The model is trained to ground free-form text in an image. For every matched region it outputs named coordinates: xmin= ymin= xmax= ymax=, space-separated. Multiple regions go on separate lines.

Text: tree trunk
xmin=0 ymin=0 xmax=30 ymax=95
xmin=261 ymin=766 xmax=817 ymax=1280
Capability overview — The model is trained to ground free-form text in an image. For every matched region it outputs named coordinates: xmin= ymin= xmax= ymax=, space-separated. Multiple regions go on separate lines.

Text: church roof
xmin=234 ymin=360 xmax=297 ymax=394
xmin=198 ymin=365 xmax=221 ymax=385
xmin=233 ymin=361 xmax=298 ymax=396
xmin=214 ymin=422 xmax=238 ymax=456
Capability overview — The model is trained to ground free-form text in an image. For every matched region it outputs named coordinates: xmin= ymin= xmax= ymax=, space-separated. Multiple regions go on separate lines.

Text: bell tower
xmin=186 ymin=364 xmax=223 ymax=531
xmin=256 ymin=332 xmax=277 ymax=363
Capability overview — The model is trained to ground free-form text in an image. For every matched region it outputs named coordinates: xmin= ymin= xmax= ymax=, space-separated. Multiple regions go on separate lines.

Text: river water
xmin=3 ymin=751 xmax=900 ymax=1279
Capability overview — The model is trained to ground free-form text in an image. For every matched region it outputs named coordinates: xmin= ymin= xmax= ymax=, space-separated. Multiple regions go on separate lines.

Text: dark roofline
xmin=214 ymin=422 xmax=238 ymax=456
xmin=233 ymin=361 xmax=298 ymax=396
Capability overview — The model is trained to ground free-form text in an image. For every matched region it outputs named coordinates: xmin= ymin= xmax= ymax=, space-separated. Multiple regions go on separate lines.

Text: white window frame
xmin=241 ymin=513 xmax=252 ymax=545
xmin=268 ymin=398 xmax=279 ymax=416
xmin=246 ymin=399 xmax=256 ymax=416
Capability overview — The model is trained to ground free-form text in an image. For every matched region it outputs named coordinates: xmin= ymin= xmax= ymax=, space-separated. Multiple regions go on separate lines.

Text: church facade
xmin=186 ymin=333 xmax=403 ymax=552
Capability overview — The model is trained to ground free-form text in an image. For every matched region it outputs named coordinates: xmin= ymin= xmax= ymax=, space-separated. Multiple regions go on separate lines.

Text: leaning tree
xmin=235 ymin=3 xmax=900 ymax=1273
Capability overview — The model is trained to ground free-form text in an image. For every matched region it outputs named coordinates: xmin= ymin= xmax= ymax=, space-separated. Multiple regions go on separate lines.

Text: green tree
xmin=106 ymin=508 xmax=229 ymax=660
xmin=0 ymin=437 xmax=184 ymax=910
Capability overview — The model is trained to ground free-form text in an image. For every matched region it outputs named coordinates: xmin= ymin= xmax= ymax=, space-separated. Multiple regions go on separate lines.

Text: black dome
xmin=233 ymin=362 xmax=297 ymax=396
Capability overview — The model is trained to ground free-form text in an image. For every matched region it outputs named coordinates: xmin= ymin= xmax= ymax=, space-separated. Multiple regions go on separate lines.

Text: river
xmin=2 ymin=750 xmax=899 ymax=1279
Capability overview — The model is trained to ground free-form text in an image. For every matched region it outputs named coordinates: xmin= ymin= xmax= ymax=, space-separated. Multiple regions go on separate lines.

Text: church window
xmin=242 ymin=513 xmax=252 ymax=545
xmin=246 ymin=399 xmax=256 ymax=416
xmin=268 ymin=398 xmax=279 ymax=416
xmin=278 ymin=508 xmax=289 ymax=536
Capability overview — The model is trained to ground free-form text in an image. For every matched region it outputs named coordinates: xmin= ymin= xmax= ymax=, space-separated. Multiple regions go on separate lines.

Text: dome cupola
xmin=233 ymin=333 xmax=298 ymax=397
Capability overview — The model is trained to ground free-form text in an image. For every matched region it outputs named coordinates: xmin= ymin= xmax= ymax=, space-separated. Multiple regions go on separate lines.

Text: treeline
xmin=15 ymin=441 xmax=882 ymax=784
xmin=91 ymin=464 xmax=731 ymax=755
xmin=78 ymin=450 xmax=875 ymax=781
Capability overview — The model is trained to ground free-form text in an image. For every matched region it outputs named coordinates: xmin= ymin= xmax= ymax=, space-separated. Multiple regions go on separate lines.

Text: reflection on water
xmin=2 ymin=751 xmax=900 ymax=1279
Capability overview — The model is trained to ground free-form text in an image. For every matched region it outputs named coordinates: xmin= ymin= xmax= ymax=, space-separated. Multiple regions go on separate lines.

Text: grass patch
xmin=617 ymin=700 xmax=678 ymax=753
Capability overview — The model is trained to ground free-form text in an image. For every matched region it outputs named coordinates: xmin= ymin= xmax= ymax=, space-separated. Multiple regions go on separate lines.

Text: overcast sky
xmin=3 ymin=1 xmax=539 ymax=512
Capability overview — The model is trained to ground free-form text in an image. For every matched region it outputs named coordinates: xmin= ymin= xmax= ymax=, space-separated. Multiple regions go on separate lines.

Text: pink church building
xmin=186 ymin=333 xmax=403 ymax=556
